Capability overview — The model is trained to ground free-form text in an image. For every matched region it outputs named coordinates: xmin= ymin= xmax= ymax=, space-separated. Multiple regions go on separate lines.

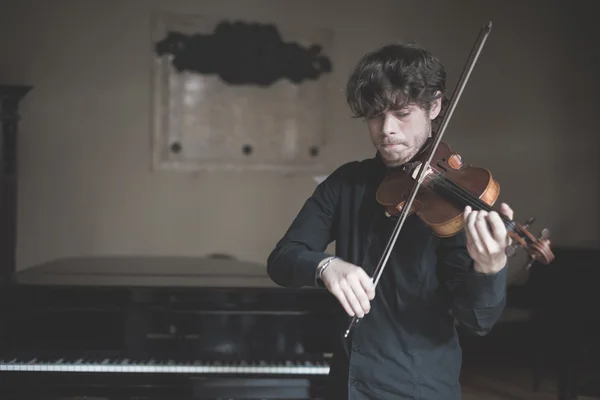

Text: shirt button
xmin=352 ymin=346 xmax=360 ymax=352
xmin=351 ymin=379 xmax=358 ymax=387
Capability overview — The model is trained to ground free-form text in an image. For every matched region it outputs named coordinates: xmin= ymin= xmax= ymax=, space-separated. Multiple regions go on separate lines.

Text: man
xmin=266 ymin=43 xmax=511 ymax=399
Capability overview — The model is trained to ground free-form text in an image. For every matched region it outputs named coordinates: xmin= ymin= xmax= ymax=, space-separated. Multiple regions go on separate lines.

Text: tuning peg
xmin=505 ymin=243 xmax=519 ymax=257
xmin=522 ymin=217 xmax=535 ymax=229
xmin=540 ymin=228 xmax=550 ymax=239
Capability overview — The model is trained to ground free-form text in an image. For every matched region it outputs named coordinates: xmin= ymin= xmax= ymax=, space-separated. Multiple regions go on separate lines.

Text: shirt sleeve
xmin=436 ymin=230 xmax=508 ymax=336
xmin=266 ymin=164 xmax=348 ymax=288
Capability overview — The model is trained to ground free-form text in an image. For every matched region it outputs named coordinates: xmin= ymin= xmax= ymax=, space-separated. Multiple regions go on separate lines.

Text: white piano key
xmin=0 ymin=358 xmax=330 ymax=375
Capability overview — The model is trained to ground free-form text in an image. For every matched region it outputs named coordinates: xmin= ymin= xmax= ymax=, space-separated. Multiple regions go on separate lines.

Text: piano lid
xmin=13 ymin=255 xmax=292 ymax=289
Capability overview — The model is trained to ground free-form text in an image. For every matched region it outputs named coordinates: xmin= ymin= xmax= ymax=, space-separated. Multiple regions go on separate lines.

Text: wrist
xmin=473 ymin=258 xmax=507 ymax=275
xmin=315 ymin=256 xmax=337 ymax=286
xmin=466 ymin=263 xmax=508 ymax=307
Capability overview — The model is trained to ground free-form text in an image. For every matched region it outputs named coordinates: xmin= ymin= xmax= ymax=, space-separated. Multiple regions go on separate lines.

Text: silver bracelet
xmin=315 ymin=257 xmax=337 ymax=285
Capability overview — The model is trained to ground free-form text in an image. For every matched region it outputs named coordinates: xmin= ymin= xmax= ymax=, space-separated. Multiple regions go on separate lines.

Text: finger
xmin=466 ymin=210 xmax=484 ymax=253
xmin=347 ymin=274 xmax=371 ymax=313
xmin=463 ymin=205 xmax=472 ymax=223
xmin=328 ymin=284 xmax=355 ymax=317
xmin=475 ymin=211 xmax=497 ymax=253
xmin=340 ymin=280 xmax=366 ymax=318
xmin=487 ymin=211 xmax=508 ymax=245
xmin=500 ymin=202 xmax=514 ymax=220
xmin=356 ymin=270 xmax=375 ymax=300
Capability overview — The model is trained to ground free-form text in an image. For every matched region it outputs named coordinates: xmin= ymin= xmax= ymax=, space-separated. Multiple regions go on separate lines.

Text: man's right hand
xmin=320 ymin=258 xmax=375 ymax=318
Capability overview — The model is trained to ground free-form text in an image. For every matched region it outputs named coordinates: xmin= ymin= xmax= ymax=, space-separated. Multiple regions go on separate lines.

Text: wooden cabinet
xmin=0 ymin=85 xmax=31 ymax=285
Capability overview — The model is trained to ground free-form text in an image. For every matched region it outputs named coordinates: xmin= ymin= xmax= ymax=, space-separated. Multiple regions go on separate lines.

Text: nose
xmin=382 ymin=114 xmax=397 ymax=136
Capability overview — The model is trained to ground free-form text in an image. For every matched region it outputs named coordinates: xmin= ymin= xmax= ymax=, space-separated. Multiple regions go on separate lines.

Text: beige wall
xmin=1 ymin=0 xmax=598 ymax=281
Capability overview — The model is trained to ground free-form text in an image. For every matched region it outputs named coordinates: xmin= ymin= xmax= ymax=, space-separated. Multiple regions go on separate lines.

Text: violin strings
xmin=422 ymin=169 xmax=521 ymax=236
xmin=427 ymin=170 xmax=495 ymax=212
xmin=427 ymin=170 xmax=510 ymax=222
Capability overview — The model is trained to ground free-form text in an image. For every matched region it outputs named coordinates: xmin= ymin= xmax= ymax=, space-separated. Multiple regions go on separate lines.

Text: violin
xmin=376 ymin=139 xmax=554 ymax=264
xmin=344 ymin=21 xmax=554 ymax=338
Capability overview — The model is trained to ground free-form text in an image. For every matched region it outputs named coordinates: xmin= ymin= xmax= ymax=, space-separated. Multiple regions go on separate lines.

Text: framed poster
xmin=150 ymin=11 xmax=334 ymax=173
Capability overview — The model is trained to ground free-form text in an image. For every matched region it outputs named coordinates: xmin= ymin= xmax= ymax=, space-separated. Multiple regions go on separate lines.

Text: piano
xmin=0 ymin=255 xmax=341 ymax=399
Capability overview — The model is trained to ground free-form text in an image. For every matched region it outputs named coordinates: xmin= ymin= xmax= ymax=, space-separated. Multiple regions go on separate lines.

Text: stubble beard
xmin=380 ymin=119 xmax=432 ymax=167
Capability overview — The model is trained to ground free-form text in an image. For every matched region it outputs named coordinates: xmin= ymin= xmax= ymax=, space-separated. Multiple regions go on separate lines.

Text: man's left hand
xmin=463 ymin=203 xmax=514 ymax=274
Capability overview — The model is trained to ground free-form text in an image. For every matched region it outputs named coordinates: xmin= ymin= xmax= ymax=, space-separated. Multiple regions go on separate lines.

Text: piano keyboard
xmin=0 ymin=357 xmax=330 ymax=375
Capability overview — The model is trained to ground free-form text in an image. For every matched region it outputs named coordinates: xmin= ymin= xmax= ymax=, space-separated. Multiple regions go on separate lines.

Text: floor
xmin=461 ymin=356 xmax=559 ymax=400
xmin=458 ymin=325 xmax=600 ymax=400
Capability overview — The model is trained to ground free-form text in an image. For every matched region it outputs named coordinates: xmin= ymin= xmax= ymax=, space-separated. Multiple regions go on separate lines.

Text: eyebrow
xmin=393 ymin=103 xmax=416 ymax=112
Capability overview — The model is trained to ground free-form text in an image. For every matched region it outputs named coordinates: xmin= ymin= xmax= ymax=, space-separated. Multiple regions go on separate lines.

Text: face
xmin=367 ymin=98 xmax=441 ymax=167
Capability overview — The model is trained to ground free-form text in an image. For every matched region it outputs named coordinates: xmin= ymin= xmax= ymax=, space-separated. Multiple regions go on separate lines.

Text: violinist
xmin=266 ymin=42 xmax=515 ymax=400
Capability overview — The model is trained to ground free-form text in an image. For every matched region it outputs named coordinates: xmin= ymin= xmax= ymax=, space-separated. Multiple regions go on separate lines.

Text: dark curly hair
xmin=346 ymin=43 xmax=448 ymax=120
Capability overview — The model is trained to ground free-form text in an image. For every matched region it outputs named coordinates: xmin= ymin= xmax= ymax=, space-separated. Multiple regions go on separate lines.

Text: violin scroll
xmin=505 ymin=217 xmax=554 ymax=267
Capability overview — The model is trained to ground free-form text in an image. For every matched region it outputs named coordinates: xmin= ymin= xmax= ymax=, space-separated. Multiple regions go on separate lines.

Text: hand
xmin=320 ymin=258 xmax=375 ymax=318
xmin=463 ymin=203 xmax=514 ymax=274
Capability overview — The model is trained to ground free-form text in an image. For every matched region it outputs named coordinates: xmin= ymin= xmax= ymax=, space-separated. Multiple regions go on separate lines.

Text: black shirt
xmin=266 ymin=153 xmax=507 ymax=399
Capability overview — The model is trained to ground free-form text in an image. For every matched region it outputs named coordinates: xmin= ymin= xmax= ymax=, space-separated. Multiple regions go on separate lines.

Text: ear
xmin=429 ymin=92 xmax=443 ymax=120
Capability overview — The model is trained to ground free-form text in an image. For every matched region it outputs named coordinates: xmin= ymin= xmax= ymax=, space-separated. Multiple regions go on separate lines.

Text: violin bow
xmin=344 ymin=22 xmax=493 ymax=338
